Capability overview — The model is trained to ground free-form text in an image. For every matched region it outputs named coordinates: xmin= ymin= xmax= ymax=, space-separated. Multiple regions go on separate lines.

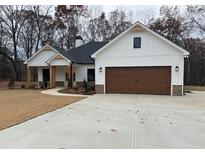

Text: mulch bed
xmin=59 ymin=88 xmax=95 ymax=95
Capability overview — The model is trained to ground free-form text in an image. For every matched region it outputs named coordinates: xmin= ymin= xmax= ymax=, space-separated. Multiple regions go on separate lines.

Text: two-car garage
xmin=105 ymin=66 xmax=171 ymax=95
xmin=92 ymin=22 xmax=189 ymax=96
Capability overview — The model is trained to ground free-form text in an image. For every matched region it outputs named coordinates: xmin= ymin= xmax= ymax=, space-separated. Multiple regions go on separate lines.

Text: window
xmin=87 ymin=69 xmax=95 ymax=81
xmin=133 ymin=37 xmax=141 ymax=48
xmin=43 ymin=69 xmax=50 ymax=81
xmin=65 ymin=73 xmax=68 ymax=81
xmin=73 ymin=73 xmax=76 ymax=81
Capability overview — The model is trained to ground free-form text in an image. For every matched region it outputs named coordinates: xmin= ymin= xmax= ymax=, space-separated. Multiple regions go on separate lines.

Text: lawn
xmin=0 ymin=89 xmax=84 ymax=131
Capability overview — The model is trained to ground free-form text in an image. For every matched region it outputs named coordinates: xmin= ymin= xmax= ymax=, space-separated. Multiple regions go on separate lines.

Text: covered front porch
xmin=27 ymin=64 xmax=73 ymax=88
xmin=25 ymin=45 xmax=95 ymax=90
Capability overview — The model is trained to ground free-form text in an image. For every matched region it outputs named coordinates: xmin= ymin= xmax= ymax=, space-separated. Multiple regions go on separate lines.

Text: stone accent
xmin=64 ymin=81 xmax=68 ymax=87
xmin=39 ymin=81 xmax=50 ymax=88
xmin=55 ymin=81 xmax=64 ymax=87
xmin=95 ymin=84 xmax=104 ymax=94
xmin=88 ymin=81 xmax=95 ymax=88
xmin=76 ymin=81 xmax=95 ymax=88
xmin=172 ymin=85 xmax=183 ymax=96
xmin=76 ymin=81 xmax=83 ymax=87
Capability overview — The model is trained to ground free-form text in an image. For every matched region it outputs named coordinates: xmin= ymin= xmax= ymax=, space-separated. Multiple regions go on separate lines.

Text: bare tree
xmin=19 ymin=5 xmax=54 ymax=59
xmin=32 ymin=5 xmax=53 ymax=52
xmin=186 ymin=5 xmax=205 ymax=39
xmin=85 ymin=8 xmax=132 ymax=42
xmin=54 ymin=5 xmax=88 ymax=49
xmin=150 ymin=6 xmax=191 ymax=46
xmin=0 ymin=5 xmax=27 ymax=80
xmin=135 ymin=8 xmax=156 ymax=26
xmin=109 ymin=9 xmax=132 ymax=39
xmin=83 ymin=7 xmax=103 ymax=42
xmin=0 ymin=5 xmax=26 ymax=62
xmin=86 ymin=12 xmax=111 ymax=42
xmin=20 ymin=8 xmax=37 ymax=59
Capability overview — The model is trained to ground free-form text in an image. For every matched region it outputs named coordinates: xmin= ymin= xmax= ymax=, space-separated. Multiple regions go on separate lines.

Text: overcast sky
xmin=102 ymin=5 xmax=161 ymax=14
xmin=50 ymin=5 xmax=187 ymax=20
xmin=88 ymin=5 xmax=162 ymax=23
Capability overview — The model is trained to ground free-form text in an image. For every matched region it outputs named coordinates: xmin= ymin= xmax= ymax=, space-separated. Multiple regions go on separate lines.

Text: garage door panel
xmin=105 ymin=66 xmax=171 ymax=95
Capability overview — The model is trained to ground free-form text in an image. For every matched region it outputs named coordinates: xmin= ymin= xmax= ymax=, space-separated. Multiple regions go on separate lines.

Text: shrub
xmin=44 ymin=81 xmax=48 ymax=89
xmin=28 ymin=83 xmax=36 ymax=89
xmin=7 ymin=79 xmax=15 ymax=89
xmin=83 ymin=80 xmax=88 ymax=93
xmin=39 ymin=82 xmax=44 ymax=89
xmin=67 ymin=79 xmax=72 ymax=88
xmin=90 ymin=86 xmax=95 ymax=91
xmin=21 ymin=84 xmax=26 ymax=89
xmin=73 ymin=86 xmax=78 ymax=90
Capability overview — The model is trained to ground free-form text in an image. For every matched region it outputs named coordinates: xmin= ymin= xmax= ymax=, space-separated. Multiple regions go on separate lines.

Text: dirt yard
xmin=0 ymin=89 xmax=84 ymax=131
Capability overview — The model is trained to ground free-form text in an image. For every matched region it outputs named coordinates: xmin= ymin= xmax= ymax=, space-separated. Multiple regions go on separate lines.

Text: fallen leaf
xmin=111 ymin=129 xmax=117 ymax=132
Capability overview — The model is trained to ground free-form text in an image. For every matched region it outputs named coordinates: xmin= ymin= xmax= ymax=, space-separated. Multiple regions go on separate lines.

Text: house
xmin=24 ymin=22 xmax=189 ymax=96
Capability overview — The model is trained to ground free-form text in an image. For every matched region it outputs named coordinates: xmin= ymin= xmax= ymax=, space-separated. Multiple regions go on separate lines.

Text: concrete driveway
xmin=0 ymin=92 xmax=205 ymax=149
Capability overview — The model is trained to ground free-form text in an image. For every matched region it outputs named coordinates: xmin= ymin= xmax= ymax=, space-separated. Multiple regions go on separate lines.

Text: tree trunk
xmin=0 ymin=50 xmax=18 ymax=81
xmin=186 ymin=58 xmax=191 ymax=85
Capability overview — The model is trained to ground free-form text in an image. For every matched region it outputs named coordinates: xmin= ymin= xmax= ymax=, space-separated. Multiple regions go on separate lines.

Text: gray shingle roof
xmin=53 ymin=42 xmax=107 ymax=64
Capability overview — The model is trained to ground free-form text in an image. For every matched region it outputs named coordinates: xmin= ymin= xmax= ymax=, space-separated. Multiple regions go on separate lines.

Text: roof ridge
xmin=52 ymin=42 xmax=107 ymax=64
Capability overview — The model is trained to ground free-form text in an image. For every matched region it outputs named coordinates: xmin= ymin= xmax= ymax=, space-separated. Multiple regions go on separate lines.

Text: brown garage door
xmin=105 ymin=66 xmax=171 ymax=95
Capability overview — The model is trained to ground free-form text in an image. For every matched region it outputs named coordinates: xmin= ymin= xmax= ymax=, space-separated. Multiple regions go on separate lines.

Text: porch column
xmin=68 ymin=64 xmax=73 ymax=88
xmin=49 ymin=65 xmax=53 ymax=88
xmin=52 ymin=66 xmax=56 ymax=88
xmin=27 ymin=66 xmax=32 ymax=84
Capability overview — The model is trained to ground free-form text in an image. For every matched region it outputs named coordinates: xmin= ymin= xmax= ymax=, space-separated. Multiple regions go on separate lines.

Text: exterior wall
xmin=172 ymin=85 xmax=183 ymax=96
xmin=38 ymin=65 xmax=94 ymax=82
xmin=38 ymin=66 xmax=68 ymax=87
xmin=56 ymin=66 xmax=67 ymax=81
xmin=27 ymin=49 xmax=56 ymax=66
xmin=95 ymin=30 xmax=184 ymax=95
xmin=38 ymin=67 xmax=47 ymax=82
xmin=95 ymin=84 xmax=104 ymax=93
xmin=38 ymin=67 xmax=47 ymax=88
xmin=73 ymin=64 xmax=95 ymax=82
xmin=49 ymin=58 xmax=70 ymax=66
xmin=27 ymin=46 xmax=95 ymax=88
xmin=37 ymin=65 xmax=95 ymax=87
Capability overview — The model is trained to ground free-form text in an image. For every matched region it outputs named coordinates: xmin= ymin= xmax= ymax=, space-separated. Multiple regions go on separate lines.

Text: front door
xmin=43 ymin=69 xmax=50 ymax=82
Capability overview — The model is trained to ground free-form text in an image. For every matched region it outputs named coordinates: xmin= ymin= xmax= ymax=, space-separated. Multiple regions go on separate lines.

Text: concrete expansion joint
xmin=131 ymin=102 xmax=138 ymax=149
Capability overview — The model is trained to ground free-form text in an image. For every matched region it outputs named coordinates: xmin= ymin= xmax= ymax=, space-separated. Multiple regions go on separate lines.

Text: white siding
xmin=50 ymin=58 xmax=70 ymax=66
xmin=37 ymin=65 xmax=94 ymax=83
xmin=38 ymin=67 xmax=43 ymax=81
xmin=56 ymin=66 xmax=67 ymax=81
xmin=28 ymin=46 xmax=95 ymax=84
xmin=95 ymin=30 xmax=185 ymax=92
xmin=73 ymin=64 xmax=95 ymax=82
xmin=38 ymin=66 xmax=67 ymax=82
xmin=28 ymin=49 xmax=56 ymax=66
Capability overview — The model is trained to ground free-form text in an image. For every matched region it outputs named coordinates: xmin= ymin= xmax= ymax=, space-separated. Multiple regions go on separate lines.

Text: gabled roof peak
xmin=91 ymin=21 xmax=189 ymax=58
